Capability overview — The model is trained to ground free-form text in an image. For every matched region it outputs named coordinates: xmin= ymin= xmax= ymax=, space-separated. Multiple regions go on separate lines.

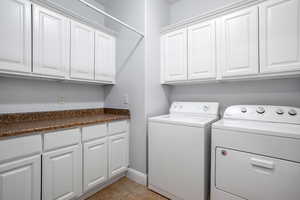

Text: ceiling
xmin=94 ymin=0 xmax=107 ymax=5
xmin=94 ymin=0 xmax=181 ymax=5
xmin=166 ymin=0 xmax=181 ymax=3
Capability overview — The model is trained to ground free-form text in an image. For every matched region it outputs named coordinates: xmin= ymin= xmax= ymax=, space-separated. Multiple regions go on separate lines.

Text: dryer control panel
xmin=224 ymin=105 xmax=300 ymax=124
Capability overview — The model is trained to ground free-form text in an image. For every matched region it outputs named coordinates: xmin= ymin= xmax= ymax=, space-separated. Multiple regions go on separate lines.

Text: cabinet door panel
xmin=0 ymin=155 xmax=41 ymax=200
xmin=219 ymin=7 xmax=259 ymax=77
xmin=95 ymin=31 xmax=115 ymax=82
xmin=0 ymin=0 xmax=31 ymax=72
xmin=33 ymin=6 xmax=70 ymax=77
xmin=109 ymin=133 xmax=128 ymax=178
xmin=70 ymin=21 xmax=94 ymax=80
xmin=43 ymin=145 xmax=82 ymax=200
xmin=188 ymin=20 xmax=216 ymax=80
xmin=161 ymin=29 xmax=188 ymax=82
xmin=260 ymin=0 xmax=300 ymax=73
xmin=83 ymin=138 xmax=108 ymax=192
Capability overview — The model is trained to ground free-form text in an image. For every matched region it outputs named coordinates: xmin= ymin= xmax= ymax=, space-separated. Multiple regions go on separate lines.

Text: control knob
xmin=288 ymin=109 xmax=297 ymax=116
xmin=256 ymin=107 xmax=265 ymax=114
xmin=241 ymin=107 xmax=247 ymax=113
xmin=203 ymin=105 xmax=209 ymax=112
xmin=276 ymin=109 xmax=284 ymax=115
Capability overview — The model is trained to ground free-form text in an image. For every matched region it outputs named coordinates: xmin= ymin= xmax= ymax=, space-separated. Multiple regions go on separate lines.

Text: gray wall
xmin=0 ymin=78 xmax=104 ymax=113
xmin=169 ymin=0 xmax=239 ymax=24
xmin=146 ymin=0 xmax=171 ymax=118
xmin=170 ymin=78 xmax=300 ymax=114
xmin=103 ymin=0 xmax=147 ymax=174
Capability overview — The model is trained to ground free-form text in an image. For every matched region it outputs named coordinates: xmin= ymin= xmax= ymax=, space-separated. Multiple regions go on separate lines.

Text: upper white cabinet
xmin=161 ymin=29 xmax=188 ymax=82
xmin=218 ymin=6 xmax=259 ymax=77
xmin=33 ymin=5 xmax=70 ymax=77
xmin=160 ymin=0 xmax=300 ymax=84
xmin=188 ymin=20 xmax=217 ymax=80
xmin=0 ymin=0 xmax=31 ymax=73
xmin=260 ymin=0 xmax=300 ymax=73
xmin=70 ymin=21 xmax=95 ymax=80
xmin=95 ymin=31 xmax=116 ymax=83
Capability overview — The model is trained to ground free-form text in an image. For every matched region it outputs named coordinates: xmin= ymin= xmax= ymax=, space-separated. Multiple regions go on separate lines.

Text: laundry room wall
xmin=170 ymin=78 xmax=300 ymax=114
xmin=145 ymin=0 xmax=171 ymax=118
xmin=0 ymin=78 xmax=105 ymax=114
xmin=103 ymin=0 xmax=147 ymax=174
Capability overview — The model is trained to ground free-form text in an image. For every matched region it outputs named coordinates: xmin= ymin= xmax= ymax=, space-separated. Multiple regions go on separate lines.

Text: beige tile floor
xmin=87 ymin=177 xmax=168 ymax=200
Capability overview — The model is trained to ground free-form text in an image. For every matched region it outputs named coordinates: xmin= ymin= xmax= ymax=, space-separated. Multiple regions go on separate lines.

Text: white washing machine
xmin=148 ymin=102 xmax=220 ymax=200
xmin=211 ymin=105 xmax=300 ymax=200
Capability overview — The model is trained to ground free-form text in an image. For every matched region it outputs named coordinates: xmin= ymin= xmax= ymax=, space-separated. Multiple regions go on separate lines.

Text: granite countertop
xmin=0 ymin=108 xmax=130 ymax=138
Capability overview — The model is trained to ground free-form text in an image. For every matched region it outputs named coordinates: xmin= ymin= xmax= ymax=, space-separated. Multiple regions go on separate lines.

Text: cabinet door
xmin=83 ymin=138 xmax=108 ymax=192
xmin=70 ymin=21 xmax=94 ymax=80
xmin=218 ymin=7 xmax=259 ymax=77
xmin=0 ymin=155 xmax=41 ymax=200
xmin=161 ymin=29 xmax=188 ymax=82
xmin=0 ymin=0 xmax=31 ymax=73
xmin=43 ymin=145 xmax=82 ymax=200
xmin=95 ymin=31 xmax=116 ymax=83
xmin=188 ymin=20 xmax=217 ymax=80
xmin=108 ymin=133 xmax=128 ymax=178
xmin=260 ymin=0 xmax=300 ymax=73
xmin=33 ymin=6 xmax=70 ymax=77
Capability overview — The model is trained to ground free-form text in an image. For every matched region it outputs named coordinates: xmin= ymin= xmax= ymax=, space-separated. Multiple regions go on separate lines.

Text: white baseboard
xmin=126 ymin=168 xmax=147 ymax=186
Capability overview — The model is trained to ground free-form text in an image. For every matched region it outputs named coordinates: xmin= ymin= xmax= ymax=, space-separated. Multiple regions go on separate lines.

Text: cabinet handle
xmin=250 ymin=158 xmax=274 ymax=170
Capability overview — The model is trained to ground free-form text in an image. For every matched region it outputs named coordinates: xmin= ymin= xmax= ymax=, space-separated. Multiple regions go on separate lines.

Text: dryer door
xmin=215 ymin=147 xmax=300 ymax=200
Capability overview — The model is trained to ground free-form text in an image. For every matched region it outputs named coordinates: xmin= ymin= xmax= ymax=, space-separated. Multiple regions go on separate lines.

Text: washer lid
xmin=149 ymin=114 xmax=219 ymax=127
xmin=213 ymin=119 xmax=300 ymax=139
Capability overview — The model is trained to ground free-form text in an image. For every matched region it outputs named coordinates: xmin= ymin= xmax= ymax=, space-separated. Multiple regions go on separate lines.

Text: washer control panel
xmin=224 ymin=105 xmax=300 ymax=124
xmin=170 ymin=102 xmax=220 ymax=115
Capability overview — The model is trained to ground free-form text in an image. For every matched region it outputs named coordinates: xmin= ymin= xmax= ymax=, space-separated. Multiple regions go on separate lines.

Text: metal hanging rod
xmin=78 ymin=0 xmax=144 ymax=37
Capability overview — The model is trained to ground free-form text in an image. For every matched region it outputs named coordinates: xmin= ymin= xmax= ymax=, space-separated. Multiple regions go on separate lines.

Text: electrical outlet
xmin=123 ymin=94 xmax=129 ymax=105
xmin=58 ymin=96 xmax=65 ymax=104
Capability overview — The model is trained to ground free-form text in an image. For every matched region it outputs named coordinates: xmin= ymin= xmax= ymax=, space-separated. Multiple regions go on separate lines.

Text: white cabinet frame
xmin=0 ymin=0 xmax=31 ymax=73
xmin=260 ymin=0 xmax=300 ymax=73
xmin=188 ymin=20 xmax=217 ymax=80
xmin=33 ymin=5 xmax=70 ymax=77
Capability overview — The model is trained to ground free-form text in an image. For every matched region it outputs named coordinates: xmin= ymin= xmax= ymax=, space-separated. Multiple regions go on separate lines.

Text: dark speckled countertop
xmin=0 ymin=108 xmax=130 ymax=138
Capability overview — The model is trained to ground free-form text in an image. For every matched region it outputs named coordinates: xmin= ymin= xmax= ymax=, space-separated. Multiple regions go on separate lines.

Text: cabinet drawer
xmin=44 ymin=128 xmax=81 ymax=151
xmin=108 ymin=120 xmax=128 ymax=135
xmin=82 ymin=124 xmax=107 ymax=142
xmin=0 ymin=135 xmax=42 ymax=163
xmin=216 ymin=147 xmax=300 ymax=200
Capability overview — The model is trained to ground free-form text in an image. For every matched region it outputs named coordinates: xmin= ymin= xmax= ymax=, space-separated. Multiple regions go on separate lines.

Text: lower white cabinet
xmin=0 ymin=155 xmax=41 ymax=200
xmin=0 ymin=120 xmax=129 ymax=199
xmin=108 ymin=133 xmax=129 ymax=178
xmin=0 ymin=134 xmax=42 ymax=200
xmin=43 ymin=145 xmax=82 ymax=200
xmin=83 ymin=137 xmax=108 ymax=192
